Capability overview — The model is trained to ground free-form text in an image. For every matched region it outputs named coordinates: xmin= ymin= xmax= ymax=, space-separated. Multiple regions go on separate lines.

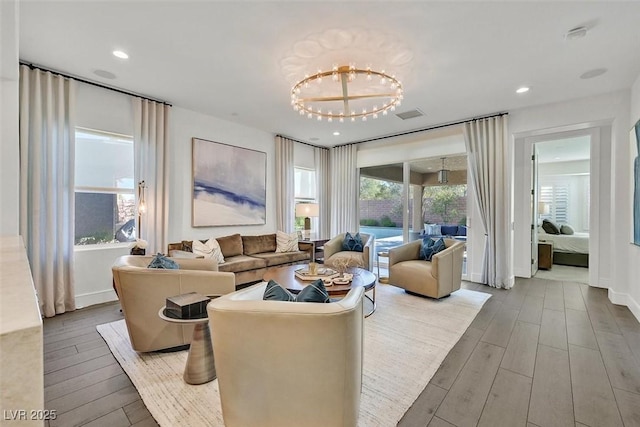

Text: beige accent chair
xmin=207 ymin=282 xmax=364 ymax=427
xmin=112 ymin=255 xmax=235 ymax=352
xmin=388 ymin=238 xmax=464 ymax=299
xmin=323 ymin=232 xmax=375 ymax=272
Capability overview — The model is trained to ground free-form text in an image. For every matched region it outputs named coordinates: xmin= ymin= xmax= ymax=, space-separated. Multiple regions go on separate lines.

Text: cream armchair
xmin=112 ymin=255 xmax=235 ymax=352
xmin=388 ymin=238 xmax=464 ymax=299
xmin=323 ymin=232 xmax=375 ymax=272
xmin=207 ymin=282 xmax=364 ymax=427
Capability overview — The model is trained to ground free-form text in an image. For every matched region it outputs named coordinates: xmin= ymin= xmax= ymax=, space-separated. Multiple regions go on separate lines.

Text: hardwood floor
xmin=43 ymin=277 xmax=640 ymax=427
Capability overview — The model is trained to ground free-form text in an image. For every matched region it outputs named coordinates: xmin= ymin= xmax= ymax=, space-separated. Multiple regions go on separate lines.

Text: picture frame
xmin=633 ymin=119 xmax=640 ymax=246
xmin=192 ymin=138 xmax=266 ymax=227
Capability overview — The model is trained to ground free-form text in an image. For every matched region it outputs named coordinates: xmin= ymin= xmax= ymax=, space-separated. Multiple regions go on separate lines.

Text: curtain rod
xmin=19 ymin=61 xmax=172 ymax=106
xmin=275 ymin=134 xmax=328 ymax=150
xmin=335 ymin=111 xmax=509 ymax=147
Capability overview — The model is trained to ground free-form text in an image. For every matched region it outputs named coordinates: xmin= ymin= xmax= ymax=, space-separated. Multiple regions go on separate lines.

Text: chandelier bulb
xmin=339 ymin=117 xmax=344 ymax=123
xmin=308 ymin=113 xmax=313 ymax=119
xmin=362 ymin=116 xmax=367 ymax=122
xmin=317 ymin=115 xmax=322 ymax=121
xmin=299 ymin=110 xmax=304 ymax=115
xmin=382 ymin=110 xmax=388 ymax=116
xmin=373 ymin=113 xmax=378 ymax=119
xmin=328 ymin=117 xmax=333 ymax=123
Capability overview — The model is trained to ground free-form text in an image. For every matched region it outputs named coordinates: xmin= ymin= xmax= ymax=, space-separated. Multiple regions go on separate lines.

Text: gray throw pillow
xmin=542 ymin=219 xmax=561 ymax=235
xmin=560 ymin=224 xmax=575 ymax=235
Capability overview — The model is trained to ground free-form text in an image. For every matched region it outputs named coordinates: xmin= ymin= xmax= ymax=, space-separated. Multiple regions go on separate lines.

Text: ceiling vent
xmin=396 ymin=109 xmax=424 ymax=120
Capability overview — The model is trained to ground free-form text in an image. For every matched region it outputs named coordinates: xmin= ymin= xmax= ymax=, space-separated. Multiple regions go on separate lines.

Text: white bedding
xmin=538 ymin=232 xmax=589 ymax=254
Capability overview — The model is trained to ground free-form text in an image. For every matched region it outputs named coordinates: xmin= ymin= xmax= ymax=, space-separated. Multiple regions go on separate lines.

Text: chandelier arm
xmin=297 ymin=93 xmax=398 ymax=103
xmin=341 ymin=76 xmax=349 ymax=115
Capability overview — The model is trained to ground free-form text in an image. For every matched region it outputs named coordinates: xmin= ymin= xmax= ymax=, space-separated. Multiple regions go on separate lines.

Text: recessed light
xmin=554 ymin=157 xmax=561 ymax=160
xmin=580 ymin=68 xmax=607 ymax=79
xmin=516 ymin=87 xmax=530 ymax=94
xmin=565 ymin=26 xmax=587 ymax=41
xmin=310 ymin=137 xmax=319 ymax=142
xmin=93 ymin=69 xmax=116 ymax=79
xmin=112 ymin=50 xmax=129 ymax=59
xmin=333 ymin=131 xmax=340 ymax=136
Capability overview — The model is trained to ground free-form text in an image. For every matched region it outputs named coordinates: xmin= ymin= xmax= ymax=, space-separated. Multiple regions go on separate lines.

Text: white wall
xmin=510 ymin=90 xmax=632 ymax=307
xmin=168 ymin=106 xmax=277 ymax=243
xmin=0 ymin=0 xmax=19 ymax=236
xmin=619 ymin=74 xmax=640 ymax=320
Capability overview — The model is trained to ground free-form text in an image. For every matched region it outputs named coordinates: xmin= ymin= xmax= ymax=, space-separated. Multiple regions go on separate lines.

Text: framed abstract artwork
xmin=633 ymin=119 xmax=640 ymax=246
xmin=192 ymin=138 xmax=266 ymax=227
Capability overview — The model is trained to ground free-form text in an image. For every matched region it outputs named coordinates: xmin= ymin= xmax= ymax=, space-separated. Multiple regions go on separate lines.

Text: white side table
xmin=158 ymin=307 xmax=216 ymax=385
xmin=377 ymin=250 xmax=390 ymax=284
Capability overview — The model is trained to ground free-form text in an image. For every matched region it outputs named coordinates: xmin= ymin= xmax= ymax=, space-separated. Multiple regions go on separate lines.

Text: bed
xmin=538 ymin=231 xmax=589 ymax=267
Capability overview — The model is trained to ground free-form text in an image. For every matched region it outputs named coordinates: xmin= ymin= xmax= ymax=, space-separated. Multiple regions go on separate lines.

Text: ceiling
xmin=536 ymin=135 xmax=591 ymax=163
xmin=18 ymin=1 xmax=640 ymax=147
xmin=410 ymin=155 xmax=467 ymax=173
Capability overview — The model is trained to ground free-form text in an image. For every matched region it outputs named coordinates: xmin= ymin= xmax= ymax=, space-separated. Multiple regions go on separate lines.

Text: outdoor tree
xmin=360 ymin=177 xmax=402 ymax=200
xmin=423 ymin=185 xmax=466 ymax=224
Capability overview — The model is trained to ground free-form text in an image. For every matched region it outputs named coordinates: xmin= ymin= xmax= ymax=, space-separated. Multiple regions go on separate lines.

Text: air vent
xmin=396 ymin=109 xmax=424 ymax=120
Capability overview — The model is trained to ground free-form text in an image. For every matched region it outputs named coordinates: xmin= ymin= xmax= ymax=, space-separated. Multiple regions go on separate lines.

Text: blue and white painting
xmin=633 ymin=119 xmax=640 ymax=246
xmin=192 ymin=138 xmax=266 ymax=226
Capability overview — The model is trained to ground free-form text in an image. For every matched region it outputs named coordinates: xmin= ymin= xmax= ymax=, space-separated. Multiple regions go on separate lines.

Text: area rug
xmin=97 ymin=284 xmax=490 ymax=426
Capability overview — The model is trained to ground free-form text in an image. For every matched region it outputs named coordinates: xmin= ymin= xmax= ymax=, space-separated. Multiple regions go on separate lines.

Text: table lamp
xmin=296 ymin=203 xmax=319 ymax=232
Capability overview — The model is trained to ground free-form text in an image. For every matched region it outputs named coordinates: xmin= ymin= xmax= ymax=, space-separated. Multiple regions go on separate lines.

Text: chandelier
xmin=290 ymin=65 xmax=403 ymax=122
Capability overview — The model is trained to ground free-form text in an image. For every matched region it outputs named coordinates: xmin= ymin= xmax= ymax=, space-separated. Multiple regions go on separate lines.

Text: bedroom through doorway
xmin=532 ymin=135 xmax=591 ymax=284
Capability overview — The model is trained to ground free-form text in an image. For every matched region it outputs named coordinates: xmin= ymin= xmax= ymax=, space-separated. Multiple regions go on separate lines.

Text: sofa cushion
xmin=341 ymin=232 xmax=364 ymax=252
xmin=275 ymin=231 xmax=299 ymax=253
xmin=147 ymin=253 xmax=179 ymax=269
xmin=217 ymin=234 xmax=244 ymax=257
xmin=216 ymin=255 xmax=267 ymax=273
xmin=440 ymin=225 xmax=458 ymax=236
xmin=542 ymin=219 xmax=561 ymax=235
xmin=424 ymin=224 xmax=441 ymax=236
xmin=193 ymin=238 xmax=225 ymax=264
xmin=457 ymin=225 xmax=467 ymax=236
xmin=251 ymin=251 xmax=310 ymax=267
xmin=242 ymin=234 xmax=277 ymax=255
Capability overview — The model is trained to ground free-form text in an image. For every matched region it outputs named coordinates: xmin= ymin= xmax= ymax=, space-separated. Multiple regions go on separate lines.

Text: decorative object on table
xmin=294 ymin=266 xmax=339 ymax=281
xmin=192 ymin=138 xmax=266 ymax=227
xmin=165 ymin=292 xmax=211 ymax=319
xmin=147 ymin=253 xmax=179 ymax=269
xmin=130 ymin=238 xmax=147 ymax=255
xmin=295 ymin=203 xmax=319 ymax=233
xmin=331 ymin=256 xmax=362 ymax=275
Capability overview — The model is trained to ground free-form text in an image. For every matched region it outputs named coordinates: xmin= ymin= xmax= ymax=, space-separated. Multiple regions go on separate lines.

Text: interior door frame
xmin=513 ymin=122 xmax=607 ymax=287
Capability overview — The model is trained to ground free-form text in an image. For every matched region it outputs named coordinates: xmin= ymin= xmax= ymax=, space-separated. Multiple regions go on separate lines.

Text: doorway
xmin=529 ymin=132 xmax=594 ymax=284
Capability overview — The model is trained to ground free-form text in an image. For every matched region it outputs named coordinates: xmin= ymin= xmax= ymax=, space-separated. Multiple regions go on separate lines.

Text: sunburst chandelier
xmin=290 ymin=64 xmax=403 ymax=122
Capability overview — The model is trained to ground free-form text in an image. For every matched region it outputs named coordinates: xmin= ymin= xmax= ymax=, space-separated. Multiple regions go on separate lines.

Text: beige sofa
xmin=207 ymin=282 xmax=364 ymax=427
xmin=112 ymin=255 xmax=235 ymax=352
xmin=168 ymin=233 xmax=313 ymax=287
xmin=323 ymin=232 xmax=375 ymax=272
xmin=388 ymin=238 xmax=464 ymax=299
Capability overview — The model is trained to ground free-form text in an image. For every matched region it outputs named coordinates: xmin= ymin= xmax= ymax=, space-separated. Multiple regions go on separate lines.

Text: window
xmin=294 ymin=167 xmax=317 ymax=230
xmin=540 ymin=182 xmax=569 ymax=224
xmin=74 ymin=128 xmax=135 ymax=245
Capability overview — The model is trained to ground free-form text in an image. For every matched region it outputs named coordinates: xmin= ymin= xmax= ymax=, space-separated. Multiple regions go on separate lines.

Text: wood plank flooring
xmin=44 ymin=276 xmax=640 ymax=427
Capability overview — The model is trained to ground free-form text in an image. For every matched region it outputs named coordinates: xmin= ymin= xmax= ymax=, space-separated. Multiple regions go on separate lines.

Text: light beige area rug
xmin=97 ymin=284 xmax=490 ymax=427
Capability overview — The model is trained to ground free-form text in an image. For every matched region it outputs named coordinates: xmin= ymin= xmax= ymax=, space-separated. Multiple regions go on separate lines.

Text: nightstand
xmin=538 ymin=241 xmax=553 ymax=270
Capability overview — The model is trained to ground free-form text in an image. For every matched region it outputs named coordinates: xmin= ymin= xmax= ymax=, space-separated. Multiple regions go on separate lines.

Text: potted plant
xmin=130 ymin=239 xmax=148 ymax=255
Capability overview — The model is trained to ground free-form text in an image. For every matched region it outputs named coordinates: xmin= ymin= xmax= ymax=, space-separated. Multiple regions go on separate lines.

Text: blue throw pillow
xmin=420 ymin=238 xmax=446 ymax=261
xmin=263 ymin=279 xmax=329 ymax=303
xmin=342 ymin=232 xmax=364 ymax=252
xmin=147 ymin=253 xmax=179 ymax=269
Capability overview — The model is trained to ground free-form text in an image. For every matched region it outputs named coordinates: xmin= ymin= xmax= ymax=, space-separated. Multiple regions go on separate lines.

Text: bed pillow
xmin=542 ymin=219 xmax=561 ymax=235
xmin=560 ymin=224 xmax=575 ymax=235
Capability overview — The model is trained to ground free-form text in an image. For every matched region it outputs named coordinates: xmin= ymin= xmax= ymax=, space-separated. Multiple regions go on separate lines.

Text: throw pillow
xmin=169 ymin=250 xmax=198 ymax=259
xmin=342 ymin=232 xmax=364 ymax=252
xmin=424 ymin=224 xmax=441 ymax=236
xmin=262 ymin=279 xmax=329 ymax=303
xmin=192 ymin=239 xmax=225 ymax=264
xmin=275 ymin=231 xmax=299 ymax=253
xmin=263 ymin=279 xmax=296 ymax=301
xmin=542 ymin=219 xmax=561 ymax=235
xmin=560 ymin=224 xmax=575 ymax=235
xmin=419 ymin=237 xmax=446 ymax=261
xmin=148 ymin=253 xmax=179 ymax=269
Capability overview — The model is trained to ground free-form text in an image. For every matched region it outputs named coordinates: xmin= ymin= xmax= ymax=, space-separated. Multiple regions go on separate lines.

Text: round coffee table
xmin=158 ymin=307 xmax=215 ymax=385
xmin=263 ymin=265 xmax=377 ymax=317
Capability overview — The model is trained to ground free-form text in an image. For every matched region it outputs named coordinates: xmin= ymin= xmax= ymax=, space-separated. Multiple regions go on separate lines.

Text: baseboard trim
xmin=608 ymin=288 xmax=640 ymax=323
xmin=470 ymin=273 xmax=485 ymax=284
xmin=514 ymin=267 xmax=531 ymax=279
xmin=75 ymin=289 xmax=118 ymax=309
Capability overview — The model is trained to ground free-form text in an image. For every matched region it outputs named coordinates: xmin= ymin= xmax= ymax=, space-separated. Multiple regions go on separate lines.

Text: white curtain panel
xmin=329 ymin=144 xmax=359 ymax=235
xmin=314 ymin=146 xmax=331 ymax=238
xmin=464 ymin=115 xmax=512 ymax=289
xmin=275 ymin=136 xmax=295 ymax=232
xmin=19 ymin=65 xmax=77 ymax=317
xmin=133 ymin=98 xmax=170 ymax=254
